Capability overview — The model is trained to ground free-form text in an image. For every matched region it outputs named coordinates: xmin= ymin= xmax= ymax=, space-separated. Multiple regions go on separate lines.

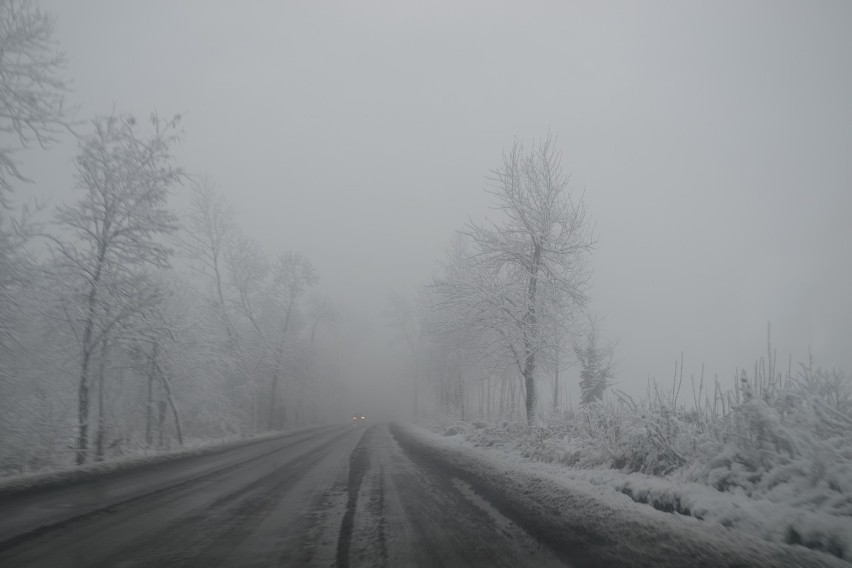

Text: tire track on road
xmin=336 ymin=425 xmax=372 ymax=568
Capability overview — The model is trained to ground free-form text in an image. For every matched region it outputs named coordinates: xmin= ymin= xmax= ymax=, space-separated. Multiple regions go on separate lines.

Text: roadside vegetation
xmin=388 ymin=132 xmax=852 ymax=560
xmin=424 ymin=342 xmax=852 ymax=560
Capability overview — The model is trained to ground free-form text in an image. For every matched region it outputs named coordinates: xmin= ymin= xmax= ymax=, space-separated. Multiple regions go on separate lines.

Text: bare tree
xmin=228 ymin=235 xmax=269 ymax=343
xmin=385 ymin=291 xmax=423 ymax=420
xmin=0 ymin=203 xmax=37 ymax=352
xmin=304 ymin=295 xmax=343 ymax=422
xmin=307 ymin=295 xmax=338 ymax=346
xmin=267 ymin=251 xmax=317 ymax=429
xmin=134 ymin=292 xmax=185 ymax=451
xmin=180 ymin=178 xmax=238 ymax=343
xmin=545 ymin=312 xmax=573 ymax=414
xmin=0 ymin=0 xmax=69 ymax=201
xmin=0 ymin=1 xmax=71 ymax=468
xmin=434 ymin=134 xmax=594 ymax=424
xmin=221 ymin=234 xmax=273 ymax=430
xmin=427 ymin=234 xmax=514 ymax=420
xmin=53 ymin=113 xmax=182 ymax=464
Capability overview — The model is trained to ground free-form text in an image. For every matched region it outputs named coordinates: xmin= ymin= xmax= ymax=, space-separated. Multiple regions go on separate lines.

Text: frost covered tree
xmin=0 ymin=204 xmax=36 ymax=355
xmin=385 ymin=291 xmax=424 ymax=419
xmin=434 ymin=135 xmax=594 ymax=424
xmin=178 ymin=180 xmax=261 ymax=429
xmin=181 ymin=178 xmax=238 ymax=343
xmin=307 ymin=295 xmax=338 ymax=346
xmin=0 ymin=0 xmax=67 ymax=393
xmin=574 ymin=317 xmax=615 ymax=405
xmin=0 ymin=0 xmax=69 ymax=201
xmin=0 ymin=0 xmax=68 ymax=466
xmin=545 ymin=312 xmax=572 ymax=413
xmin=267 ymin=251 xmax=317 ymax=429
xmin=129 ymin=283 xmax=186 ymax=452
xmin=228 ymin=235 xmax=269 ymax=340
xmin=0 ymin=204 xmax=56 ymax=471
xmin=427 ymin=234 xmax=509 ymax=419
xmin=53 ymin=113 xmax=182 ymax=464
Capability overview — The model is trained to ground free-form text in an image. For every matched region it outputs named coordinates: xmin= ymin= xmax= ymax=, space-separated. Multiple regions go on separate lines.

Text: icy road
xmin=0 ymin=424 xmax=844 ymax=568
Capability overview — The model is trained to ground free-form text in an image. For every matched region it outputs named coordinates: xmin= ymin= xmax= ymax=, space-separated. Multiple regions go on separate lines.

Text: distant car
xmin=352 ymin=415 xmax=366 ymax=424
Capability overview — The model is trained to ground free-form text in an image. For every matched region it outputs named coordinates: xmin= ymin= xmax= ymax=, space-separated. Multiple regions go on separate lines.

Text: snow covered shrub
xmin=583 ymin=387 xmax=720 ymax=476
xmin=456 ymin=420 xmax=527 ymax=450
xmin=692 ymin=366 xmax=852 ymax=514
xmin=431 ymin=351 xmax=851 ymax=560
xmin=443 ymin=354 xmax=850 ymax=521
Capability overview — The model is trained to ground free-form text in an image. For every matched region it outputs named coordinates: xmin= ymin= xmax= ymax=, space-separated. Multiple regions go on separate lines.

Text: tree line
xmin=0 ymin=0 xmax=346 ymax=472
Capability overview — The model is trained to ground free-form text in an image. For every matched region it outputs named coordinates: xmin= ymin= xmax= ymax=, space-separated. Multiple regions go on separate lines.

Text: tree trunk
xmin=522 ymin=243 xmax=542 ymax=425
xmin=268 ymin=374 xmax=279 ymax=430
xmin=458 ymin=368 xmax=465 ymax=420
xmin=213 ymin=260 xmax=238 ymax=348
xmin=157 ymin=394 xmax=166 ymax=448
xmin=145 ymin=348 xmax=156 ymax=447
xmin=553 ymin=345 xmax=560 ymax=414
xmin=412 ymin=359 xmax=419 ymax=422
xmin=94 ymin=337 xmax=110 ymax=461
xmin=155 ymin=357 xmax=183 ymax=445
xmin=75 ymin=247 xmax=106 ymax=465
xmin=75 ymin=355 xmax=90 ymax=465
xmin=253 ymin=390 xmax=259 ymax=434
xmin=268 ymin=298 xmax=295 ymax=431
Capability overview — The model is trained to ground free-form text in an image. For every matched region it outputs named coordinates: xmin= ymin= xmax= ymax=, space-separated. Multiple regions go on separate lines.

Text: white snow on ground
xmin=0 ymin=425 xmax=322 ymax=495
xmin=539 ymin=464 xmax=852 ymax=561
xmin=406 ymin=422 xmax=852 ymax=565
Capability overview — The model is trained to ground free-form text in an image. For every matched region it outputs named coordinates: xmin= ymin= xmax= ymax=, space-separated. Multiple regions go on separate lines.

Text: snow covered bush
xmin=691 ymin=366 xmax=852 ymax=517
xmin=428 ymin=357 xmax=852 ymax=560
xmin=440 ymin=357 xmax=852 ymax=515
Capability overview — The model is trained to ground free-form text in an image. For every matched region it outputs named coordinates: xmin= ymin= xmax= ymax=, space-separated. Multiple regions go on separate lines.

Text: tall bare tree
xmin=385 ymin=291 xmax=424 ymax=419
xmin=181 ymin=178 xmax=238 ymax=343
xmin=427 ymin=234 xmax=513 ymax=419
xmin=53 ymin=113 xmax=182 ymax=464
xmin=0 ymin=0 xmax=67 ymax=393
xmin=0 ymin=203 xmax=36 ymax=353
xmin=228 ymin=235 xmax=269 ymax=343
xmin=434 ymin=134 xmax=593 ymax=424
xmin=268 ymin=251 xmax=317 ymax=429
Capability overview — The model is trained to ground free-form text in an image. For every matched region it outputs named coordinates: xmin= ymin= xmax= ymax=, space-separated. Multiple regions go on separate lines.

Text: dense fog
xmin=2 ymin=0 xmax=850 ymax=468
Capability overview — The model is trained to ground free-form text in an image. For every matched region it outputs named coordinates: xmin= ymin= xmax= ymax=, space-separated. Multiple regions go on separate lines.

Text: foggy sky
xmin=19 ymin=0 xmax=852 ymax=402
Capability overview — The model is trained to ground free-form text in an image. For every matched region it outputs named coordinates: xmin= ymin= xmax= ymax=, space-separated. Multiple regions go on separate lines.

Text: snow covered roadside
xmin=421 ymin=404 xmax=852 ymax=563
xmin=0 ymin=424 xmax=326 ymax=497
xmin=542 ymin=466 xmax=852 ymax=561
xmin=394 ymin=423 xmax=850 ymax=567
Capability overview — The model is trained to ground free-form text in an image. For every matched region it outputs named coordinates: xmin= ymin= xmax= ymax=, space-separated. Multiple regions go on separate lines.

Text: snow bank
xmin=395 ymin=423 xmax=849 ymax=568
xmin=420 ymin=366 xmax=852 ymax=560
xmin=425 ymin=415 xmax=852 ymax=561
xmin=0 ymin=425 xmax=322 ymax=496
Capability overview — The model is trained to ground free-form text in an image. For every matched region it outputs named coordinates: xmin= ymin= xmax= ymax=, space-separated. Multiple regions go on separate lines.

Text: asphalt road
xmin=0 ymin=424 xmax=564 ymax=567
xmin=0 ymin=424 xmax=845 ymax=568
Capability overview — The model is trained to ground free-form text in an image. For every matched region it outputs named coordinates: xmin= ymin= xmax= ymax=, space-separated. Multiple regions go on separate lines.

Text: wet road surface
xmin=0 ymin=423 xmax=844 ymax=567
xmin=0 ymin=424 xmax=565 ymax=567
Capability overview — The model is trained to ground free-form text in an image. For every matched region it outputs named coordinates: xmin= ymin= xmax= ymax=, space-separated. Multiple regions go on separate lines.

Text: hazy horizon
xmin=13 ymin=0 xmax=852 ymax=407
